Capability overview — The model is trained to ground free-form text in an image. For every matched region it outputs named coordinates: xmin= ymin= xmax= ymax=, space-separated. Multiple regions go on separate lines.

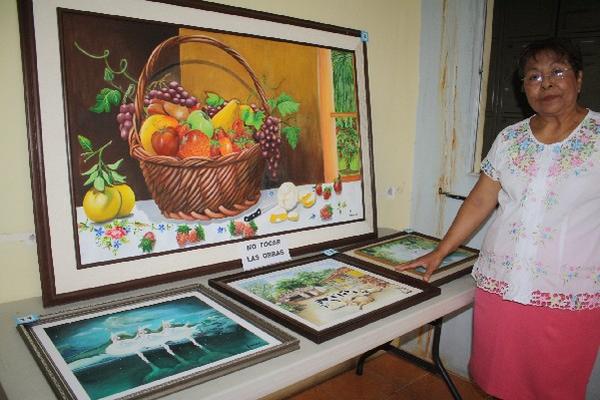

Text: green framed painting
xmin=344 ymin=232 xmax=479 ymax=285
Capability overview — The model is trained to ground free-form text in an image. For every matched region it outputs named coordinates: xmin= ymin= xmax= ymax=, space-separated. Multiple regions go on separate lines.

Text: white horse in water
xmin=106 ymin=321 xmax=204 ymax=363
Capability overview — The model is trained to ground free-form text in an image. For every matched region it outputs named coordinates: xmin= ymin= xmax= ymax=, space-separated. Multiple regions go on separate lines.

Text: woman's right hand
xmin=395 ymin=250 xmax=445 ymax=282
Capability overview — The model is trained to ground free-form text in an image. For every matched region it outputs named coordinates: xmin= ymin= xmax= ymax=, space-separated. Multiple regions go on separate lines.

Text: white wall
xmin=407 ymin=0 xmax=487 ymax=380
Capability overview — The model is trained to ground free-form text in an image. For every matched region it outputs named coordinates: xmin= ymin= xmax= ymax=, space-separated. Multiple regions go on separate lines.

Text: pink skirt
xmin=469 ymin=288 xmax=600 ymax=400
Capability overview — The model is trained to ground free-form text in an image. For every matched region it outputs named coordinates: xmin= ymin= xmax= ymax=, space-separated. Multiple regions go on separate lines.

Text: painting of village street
xmin=32 ymin=292 xmax=282 ymax=400
xmin=230 ymin=259 xmax=422 ymax=331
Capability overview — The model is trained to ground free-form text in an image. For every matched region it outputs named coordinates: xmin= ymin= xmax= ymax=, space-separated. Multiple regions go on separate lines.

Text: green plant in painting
xmin=273 ymin=270 xmax=332 ymax=297
xmin=74 ymin=42 xmax=137 ymax=113
xmin=336 ymin=125 xmax=361 ymax=172
xmin=332 ymin=50 xmax=361 ymax=174
xmin=331 ymin=51 xmax=357 ymax=115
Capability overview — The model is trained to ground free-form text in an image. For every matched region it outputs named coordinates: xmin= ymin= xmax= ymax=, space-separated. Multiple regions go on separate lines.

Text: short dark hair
xmin=517 ymin=37 xmax=583 ymax=78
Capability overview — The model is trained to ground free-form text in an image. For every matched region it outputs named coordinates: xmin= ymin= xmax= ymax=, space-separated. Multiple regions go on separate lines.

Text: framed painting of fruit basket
xmin=18 ymin=0 xmax=377 ymax=305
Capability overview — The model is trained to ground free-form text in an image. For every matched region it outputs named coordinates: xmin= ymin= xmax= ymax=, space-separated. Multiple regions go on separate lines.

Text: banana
xmin=287 ymin=211 xmax=299 ymax=222
xmin=269 ymin=206 xmax=288 ymax=223
xmin=299 ymin=191 xmax=316 ymax=208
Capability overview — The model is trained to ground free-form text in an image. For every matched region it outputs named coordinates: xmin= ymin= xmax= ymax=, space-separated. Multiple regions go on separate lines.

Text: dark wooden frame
xmin=341 ymin=231 xmax=479 ymax=286
xmin=17 ymin=0 xmax=377 ymax=306
xmin=17 ymin=284 xmax=299 ymax=400
xmin=209 ymin=254 xmax=440 ymax=344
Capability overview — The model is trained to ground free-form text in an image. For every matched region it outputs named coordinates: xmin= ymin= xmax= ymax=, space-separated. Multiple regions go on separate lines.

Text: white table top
xmin=0 ymin=273 xmax=475 ymax=400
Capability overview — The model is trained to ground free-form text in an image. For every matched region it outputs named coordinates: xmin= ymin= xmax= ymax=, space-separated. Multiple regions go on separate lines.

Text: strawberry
xmin=210 ymin=139 xmax=221 ymax=158
xmin=218 ymin=136 xmax=233 ymax=156
xmin=175 ymin=123 xmax=190 ymax=139
xmin=143 ymin=232 xmax=156 ymax=241
xmin=315 ymin=183 xmax=323 ymax=196
xmin=333 ymin=175 xmax=342 ymax=194
xmin=234 ymin=221 xmax=246 ymax=236
xmin=176 ymin=232 xmax=187 ymax=247
xmin=176 ymin=225 xmax=191 ymax=247
xmin=232 ymin=119 xmax=245 ymax=137
xmin=323 ymin=186 xmax=332 ymax=200
xmin=216 ymin=129 xmax=227 ymax=140
xmin=242 ymin=224 xmax=255 ymax=238
xmin=187 ymin=229 xmax=198 ymax=243
xmin=320 ymin=204 xmax=333 ymax=220
xmin=138 ymin=232 xmax=156 ymax=253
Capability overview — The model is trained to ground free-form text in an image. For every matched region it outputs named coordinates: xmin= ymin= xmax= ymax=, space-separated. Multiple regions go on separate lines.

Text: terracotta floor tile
xmin=316 ymin=369 xmax=399 ymax=400
xmin=285 ymin=353 xmax=492 ymax=400
xmin=284 ymin=384 xmax=331 ymax=400
xmin=401 ymin=373 xmax=489 ymax=400
xmin=364 ymin=353 xmax=429 ymax=388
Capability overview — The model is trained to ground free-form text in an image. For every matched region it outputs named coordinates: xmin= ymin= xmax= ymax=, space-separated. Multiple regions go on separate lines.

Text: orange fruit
xmin=177 ymin=130 xmax=211 ymax=158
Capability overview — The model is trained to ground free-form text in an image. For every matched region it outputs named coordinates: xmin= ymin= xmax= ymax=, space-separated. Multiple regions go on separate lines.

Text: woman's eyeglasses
xmin=522 ymin=67 xmax=571 ymax=85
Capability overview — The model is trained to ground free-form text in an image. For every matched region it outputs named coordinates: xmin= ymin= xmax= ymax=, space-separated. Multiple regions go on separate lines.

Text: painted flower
xmin=106 ymin=226 xmax=127 ymax=240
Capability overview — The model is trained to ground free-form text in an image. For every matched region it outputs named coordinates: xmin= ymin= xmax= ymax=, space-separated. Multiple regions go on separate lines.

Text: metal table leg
xmin=355 ymin=317 xmax=463 ymax=400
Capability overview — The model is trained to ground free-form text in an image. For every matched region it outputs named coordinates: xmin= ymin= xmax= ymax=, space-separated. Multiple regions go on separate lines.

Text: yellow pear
xmin=211 ymin=99 xmax=240 ymax=131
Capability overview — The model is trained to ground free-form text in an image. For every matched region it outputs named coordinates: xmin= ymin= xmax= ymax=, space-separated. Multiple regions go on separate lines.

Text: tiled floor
xmin=285 ymin=353 xmax=493 ymax=400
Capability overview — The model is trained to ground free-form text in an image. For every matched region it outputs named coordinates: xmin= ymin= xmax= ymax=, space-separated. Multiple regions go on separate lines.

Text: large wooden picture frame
xmin=343 ymin=231 xmax=479 ymax=285
xmin=17 ymin=284 xmax=298 ymax=400
xmin=209 ymin=254 xmax=440 ymax=343
xmin=18 ymin=0 xmax=377 ymax=305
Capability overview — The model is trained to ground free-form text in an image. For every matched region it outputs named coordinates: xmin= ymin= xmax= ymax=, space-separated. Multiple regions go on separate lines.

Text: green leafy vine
xmin=74 ymin=42 xmax=137 ymax=113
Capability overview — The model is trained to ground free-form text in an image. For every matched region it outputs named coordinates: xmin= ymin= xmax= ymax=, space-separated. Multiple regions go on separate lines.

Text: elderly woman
xmin=398 ymin=38 xmax=599 ymax=399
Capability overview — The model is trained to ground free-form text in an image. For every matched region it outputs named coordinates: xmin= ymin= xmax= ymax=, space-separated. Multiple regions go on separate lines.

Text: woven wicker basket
xmin=129 ymin=35 xmax=271 ymax=221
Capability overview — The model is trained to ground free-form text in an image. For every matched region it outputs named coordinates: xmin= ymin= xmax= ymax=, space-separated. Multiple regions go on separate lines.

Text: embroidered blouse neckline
xmin=526 ymin=109 xmax=590 ymax=146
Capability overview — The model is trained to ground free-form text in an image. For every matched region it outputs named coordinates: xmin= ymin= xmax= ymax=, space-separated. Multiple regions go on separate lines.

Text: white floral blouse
xmin=472 ymin=109 xmax=600 ymax=310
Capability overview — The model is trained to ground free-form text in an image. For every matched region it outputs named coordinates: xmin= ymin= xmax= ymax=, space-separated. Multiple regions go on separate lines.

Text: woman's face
xmin=522 ymin=50 xmax=583 ymax=117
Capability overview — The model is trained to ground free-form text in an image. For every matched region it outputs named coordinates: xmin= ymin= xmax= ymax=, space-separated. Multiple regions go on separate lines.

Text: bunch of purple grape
xmin=143 ymin=80 xmax=198 ymax=107
xmin=255 ymin=115 xmax=282 ymax=178
xmin=201 ymin=100 xmax=228 ymax=118
xmin=116 ymin=103 xmax=135 ymax=140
